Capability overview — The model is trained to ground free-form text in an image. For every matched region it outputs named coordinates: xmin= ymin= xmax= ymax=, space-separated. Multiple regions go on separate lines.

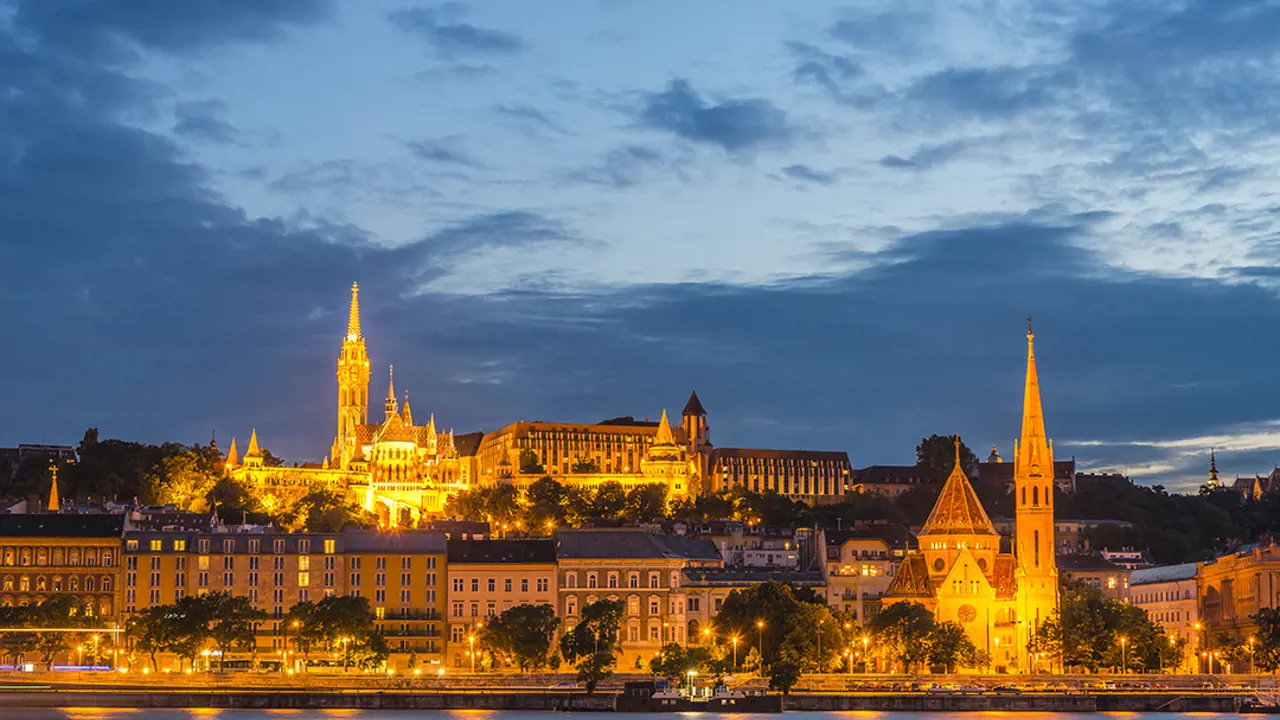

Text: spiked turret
xmin=1208 ymin=449 xmax=1220 ymax=489
xmin=347 ymin=282 xmax=362 ymax=340
xmin=1015 ymin=320 xmax=1052 ymax=477
xmin=654 ymin=409 xmax=676 ymax=446
xmin=384 ymin=365 xmax=398 ymax=420
xmin=47 ymin=465 xmax=60 ymax=513
xmin=919 ymin=436 xmax=996 ymax=536
xmin=245 ymin=429 xmax=262 ymax=458
xmin=402 ymin=390 xmax=413 ymax=426
xmin=225 ymin=436 xmax=240 ymax=473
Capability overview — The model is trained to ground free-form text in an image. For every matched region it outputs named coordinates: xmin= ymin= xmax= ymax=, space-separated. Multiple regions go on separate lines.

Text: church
xmin=882 ymin=324 xmax=1059 ymax=673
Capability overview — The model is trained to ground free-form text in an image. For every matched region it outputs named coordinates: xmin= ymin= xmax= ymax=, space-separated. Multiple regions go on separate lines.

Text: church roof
xmin=454 ymin=431 xmax=484 ymax=457
xmin=992 ymin=554 xmax=1018 ymax=598
xmin=884 ymin=553 xmax=934 ymax=597
xmin=376 ymin=413 xmax=417 ymax=444
xmin=919 ymin=440 xmax=997 ymax=537
xmin=653 ymin=409 xmax=677 ymax=446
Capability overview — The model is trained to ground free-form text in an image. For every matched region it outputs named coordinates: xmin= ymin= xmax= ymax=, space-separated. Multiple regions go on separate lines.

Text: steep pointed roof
xmin=1209 ymin=448 xmax=1220 ymax=487
xmin=47 ymin=466 xmax=60 ymax=513
xmin=919 ymin=437 xmax=997 ymax=536
xmin=402 ymin=391 xmax=413 ymax=426
xmin=1015 ymin=320 xmax=1053 ymax=476
xmin=653 ymin=409 xmax=676 ymax=445
xmin=347 ymin=282 xmax=361 ymax=339
xmin=225 ymin=437 xmax=240 ymax=468
xmin=682 ymin=391 xmax=706 ymax=416
xmin=244 ymin=429 xmax=262 ymax=458
xmin=884 ymin=553 xmax=934 ymax=597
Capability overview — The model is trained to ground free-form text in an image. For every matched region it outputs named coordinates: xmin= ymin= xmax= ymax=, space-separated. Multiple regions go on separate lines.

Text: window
xmin=487 ymin=602 xmax=496 ymax=617
xmin=453 ymin=578 xmax=464 ymax=592
xmin=427 ymin=557 xmax=436 ymax=570
xmin=688 ymin=597 xmax=700 ymax=612
xmin=298 ymin=556 xmax=310 ymax=571
xmin=566 ymin=574 xmax=578 ymax=589
xmin=537 ymin=578 xmax=548 ymax=592
xmin=401 ymin=557 xmax=411 ymax=570
xmin=401 ymin=589 xmax=411 ymax=604
xmin=607 ymin=573 xmax=618 ymax=589
xmin=504 ymin=578 xmax=512 ymax=592
xmin=126 ymin=540 xmax=139 ymax=552
xmin=223 ymin=540 xmax=235 ymax=553
xmin=587 ymin=573 xmax=598 ymax=589
xmin=471 ymin=578 xmax=479 ymax=592
xmin=324 ymin=539 xmax=336 ymax=554
xmin=376 ymin=590 xmax=386 ymax=604
xmin=566 ymin=598 xmax=577 ymax=616
xmin=198 ymin=556 xmax=209 ymax=570
xmin=649 ymin=573 xmax=660 ymax=589
xmin=452 ymin=602 xmax=463 ymax=617
xmin=488 ymin=578 xmax=496 ymax=592
xmin=470 ymin=603 xmax=478 ymax=617
xmin=628 ymin=596 xmax=640 ymax=615
xmin=376 ymin=557 xmax=387 ymax=570
xmin=198 ymin=539 xmax=210 ymax=554
xmin=649 ymin=597 xmax=659 ymax=615
xmin=376 ymin=573 xmax=386 ymax=587
xmin=298 ymin=539 xmax=311 ymax=554
xmin=298 ymin=572 xmax=310 ymax=587
xmin=521 ymin=578 xmax=529 ymax=593
xmin=401 ymin=573 xmax=411 ymax=586
xmin=649 ymin=625 xmax=660 ymax=641
xmin=629 ymin=626 xmax=640 ymax=642
xmin=629 ymin=573 xmax=639 ymax=589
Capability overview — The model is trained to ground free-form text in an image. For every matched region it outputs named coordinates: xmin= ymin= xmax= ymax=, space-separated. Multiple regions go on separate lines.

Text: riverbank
xmin=0 ymin=688 xmax=1244 ymax=712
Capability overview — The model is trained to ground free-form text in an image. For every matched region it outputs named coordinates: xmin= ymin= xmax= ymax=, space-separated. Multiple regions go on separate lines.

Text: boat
xmin=615 ymin=680 xmax=781 ymax=713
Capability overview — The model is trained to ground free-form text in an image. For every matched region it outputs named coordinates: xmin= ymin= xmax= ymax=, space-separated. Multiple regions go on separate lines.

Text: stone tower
xmin=335 ymin=282 xmax=370 ymax=469
xmin=1014 ymin=320 xmax=1059 ymax=665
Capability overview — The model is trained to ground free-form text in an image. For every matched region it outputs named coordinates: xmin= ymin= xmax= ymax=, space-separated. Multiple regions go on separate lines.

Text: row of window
xmin=451 ymin=577 xmax=549 ymax=593
xmin=125 ymin=538 xmax=344 ymax=554
xmin=1 ymin=574 xmax=111 ymax=592
xmin=0 ymin=547 xmax=114 ymax=567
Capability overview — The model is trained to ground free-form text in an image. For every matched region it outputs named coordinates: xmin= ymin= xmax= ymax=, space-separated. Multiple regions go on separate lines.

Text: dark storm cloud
xmin=173 ymin=100 xmax=238 ymax=144
xmin=388 ymin=4 xmax=524 ymax=60
xmin=636 ymin=79 xmax=795 ymax=152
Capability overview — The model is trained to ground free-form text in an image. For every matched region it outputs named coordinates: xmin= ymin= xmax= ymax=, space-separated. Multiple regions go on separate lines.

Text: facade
xmin=555 ymin=529 xmax=720 ymax=670
xmin=824 ymin=524 xmax=916 ymax=623
xmin=445 ymin=539 xmax=557 ymax=670
xmin=0 ymin=514 xmax=122 ymax=622
xmin=707 ymin=448 xmax=852 ymax=503
xmin=883 ymin=326 xmax=1060 ymax=674
xmin=1057 ymin=553 xmax=1130 ymax=601
xmin=1130 ymin=563 xmax=1198 ymax=673
xmin=121 ymin=528 xmax=447 ymax=670
xmin=849 ymin=466 xmax=927 ymax=497
xmin=682 ymin=568 xmax=826 ymax=643
xmin=1198 ymin=542 xmax=1280 ymax=650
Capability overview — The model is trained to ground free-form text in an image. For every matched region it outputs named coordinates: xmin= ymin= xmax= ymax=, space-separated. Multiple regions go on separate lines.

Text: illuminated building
xmin=445 ymin=539 xmax=557 ymax=669
xmin=882 ymin=325 xmax=1060 ymax=673
xmin=1130 ymin=562 xmax=1199 ymax=673
xmin=0 ymin=515 xmax=122 ymax=621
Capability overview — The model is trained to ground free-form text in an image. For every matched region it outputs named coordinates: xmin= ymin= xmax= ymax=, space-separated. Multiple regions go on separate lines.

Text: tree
xmin=480 ymin=603 xmax=559 ymax=671
xmin=560 ymin=599 xmax=624 ymax=663
xmin=779 ymin=602 xmax=842 ymax=673
xmin=287 ymin=489 xmax=375 ymax=532
xmin=27 ymin=595 xmax=93 ymax=670
xmin=868 ymin=601 xmax=934 ymax=673
xmin=526 ymin=476 xmax=567 ymax=529
xmin=486 ymin=483 xmax=523 ymax=528
xmin=768 ymin=660 xmax=801 ymax=696
xmin=916 ymin=434 xmax=978 ymax=484
xmin=650 ymin=642 xmax=692 ymax=685
xmin=1032 ymin=579 xmax=1174 ymax=673
xmin=926 ymin=621 xmax=977 ymax=672
xmin=575 ymin=650 xmax=615 ymax=694
xmin=206 ymin=592 xmax=265 ymax=671
xmin=519 ymin=449 xmax=545 ymax=475
xmin=589 ymin=482 xmax=627 ymax=520
xmin=154 ymin=451 xmax=220 ymax=512
xmin=444 ymin=487 xmax=489 ymax=522
xmin=622 ymin=484 xmax=668 ymax=524
xmin=1254 ymin=608 xmax=1280 ymax=672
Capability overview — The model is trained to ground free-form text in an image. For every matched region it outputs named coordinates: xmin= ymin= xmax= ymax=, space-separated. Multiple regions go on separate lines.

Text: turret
xmin=225 ymin=436 xmax=240 ymax=474
xmin=384 ymin=365 xmax=398 ymax=420
xmin=402 ymin=390 xmax=414 ymax=426
xmin=1208 ymin=449 xmax=1220 ymax=489
xmin=335 ymin=282 xmax=371 ymax=469
xmin=47 ymin=465 xmax=61 ymax=513
xmin=244 ymin=429 xmax=264 ymax=469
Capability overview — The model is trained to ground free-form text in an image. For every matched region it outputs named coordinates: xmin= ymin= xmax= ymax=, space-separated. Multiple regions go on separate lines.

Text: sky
xmin=4 ymin=0 xmax=1280 ymax=492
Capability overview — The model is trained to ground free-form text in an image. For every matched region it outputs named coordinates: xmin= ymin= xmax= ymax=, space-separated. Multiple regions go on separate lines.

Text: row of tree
xmin=0 ymin=595 xmax=109 ymax=670
xmin=125 ymin=593 xmax=386 ymax=672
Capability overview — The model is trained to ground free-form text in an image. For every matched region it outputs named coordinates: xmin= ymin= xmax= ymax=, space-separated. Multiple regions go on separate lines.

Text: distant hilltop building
xmin=228 ymin=284 xmax=850 ymax=526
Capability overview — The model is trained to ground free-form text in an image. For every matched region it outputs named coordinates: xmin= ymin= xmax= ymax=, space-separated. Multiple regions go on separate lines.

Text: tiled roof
xmin=682 ymin=391 xmax=706 ymax=416
xmin=341 ymin=529 xmax=446 ymax=553
xmin=0 ymin=514 xmax=125 ymax=538
xmin=1057 ymin=553 xmax=1125 ymax=572
xmin=919 ymin=462 xmax=997 ymax=537
xmin=852 ymin=466 xmax=926 ymax=484
xmin=824 ymin=524 xmax=917 ymax=551
xmin=447 ymin=538 xmax=556 ymax=564
xmin=556 ymin=529 xmax=721 ymax=561
xmin=992 ymin=554 xmax=1018 ymax=598
xmin=710 ymin=448 xmax=851 ymax=463
xmin=884 ymin=553 xmax=933 ymax=598
xmin=1130 ymin=562 xmax=1198 ymax=585
xmin=454 ymin=431 xmax=484 ymax=457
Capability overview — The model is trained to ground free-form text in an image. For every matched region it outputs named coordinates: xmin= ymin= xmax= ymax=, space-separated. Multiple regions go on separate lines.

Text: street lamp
xmin=468 ymin=635 xmax=476 ymax=672
xmin=1118 ymin=636 xmax=1128 ymax=674
xmin=757 ymin=620 xmax=765 ymax=668
xmin=686 ymin=670 xmax=697 ymax=698
xmin=731 ymin=636 xmax=739 ymax=671
xmin=1249 ymin=636 xmax=1257 ymax=675
xmin=861 ymin=636 xmax=869 ymax=674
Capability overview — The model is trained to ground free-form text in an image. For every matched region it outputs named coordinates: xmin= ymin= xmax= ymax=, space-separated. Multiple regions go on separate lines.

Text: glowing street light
xmin=1118 ymin=636 xmax=1128 ymax=674
xmin=731 ymin=635 xmax=739 ymax=671
xmin=469 ymin=635 xmax=476 ymax=672
xmin=756 ymin=620 xmax=765 ymax=667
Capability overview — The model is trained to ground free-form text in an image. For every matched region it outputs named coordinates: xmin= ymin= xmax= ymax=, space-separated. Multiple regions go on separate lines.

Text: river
xmin=0 ymin=707 xmax=1244 ymax=712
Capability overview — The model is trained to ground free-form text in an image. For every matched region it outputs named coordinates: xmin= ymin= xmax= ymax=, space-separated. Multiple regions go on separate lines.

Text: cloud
xmin=493 ymin=104 xmax=571 ymax=136
xmin=388 ymin=4 xmax=523 ymax=60
xmin=780 ymin=164 xmax=837 ymax=186
xmin=11 ymin=0 xmax=331 ymax=61
xmin=878 ymin=138 xmax=978 ymax=171
xmin=566 ymin=145 xmax=671 ymax=188
xmin=406 ymin=137 xmax=484 ymax=169
xmin=636 ymin=79 xmax=795 ymax=152
xmin=173 ymin=100 xmax=238 ymax=144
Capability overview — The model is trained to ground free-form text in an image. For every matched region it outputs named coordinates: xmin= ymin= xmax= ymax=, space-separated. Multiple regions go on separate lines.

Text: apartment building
xmin=824 ymin=524 xmax=915 ymax=623
xmin=0 ymin=514 xmax=123 ymax=622
xmin=445 ymin=539 xmax=557 ymax=669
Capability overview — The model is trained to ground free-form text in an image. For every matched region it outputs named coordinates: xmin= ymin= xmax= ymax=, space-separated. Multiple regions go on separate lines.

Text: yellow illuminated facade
xmin=883 ymin=326 xmax=1060 ymax=673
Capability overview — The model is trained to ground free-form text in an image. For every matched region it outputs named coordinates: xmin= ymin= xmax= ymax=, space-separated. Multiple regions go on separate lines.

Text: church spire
xmin=47 ymin=465 xmax=60 ymax=513
xmin=1016 ymin=317 xmax=1052 ymax=474
xmin=402 ymin=390 xmax=413 ymax=426
xmin=347 ymin=282 xmax=361 ymax=340
xmin=245 ymin=429 xmax=262 ymax=458
xmin=384 ymin=365 xmax=398 ymax=419
xmin=1208 ymin=448 xmax=1220 ymax=488
xmin=225 ymin=436 xmax=240 ymax=472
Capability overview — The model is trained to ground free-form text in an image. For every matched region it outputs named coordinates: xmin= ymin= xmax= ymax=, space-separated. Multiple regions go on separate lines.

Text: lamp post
xmin=1249 ymin=636 xmax=1256 ymax=675
xmin=862 ymin=636 xmax=869 ymax=674
xmin=731 ymin=636 xmax=739 ymax=671
xmin=757 ymin=620 xmax=765 ymax=669
xmin=1194 ymin=622 xmax=1204 ymax=674
xmin=468 ymin=635 xmax=476 ymax=672
xmin=686 ymin=670 xmax=697 ymax=698
xmin=1118 ymin=636 xmax=1128 ymax=675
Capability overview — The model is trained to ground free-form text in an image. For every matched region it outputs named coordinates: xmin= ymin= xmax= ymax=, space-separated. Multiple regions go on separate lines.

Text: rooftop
xmin=556 ymin=528 xmax=721 ymax=561
xmin=0 ymin=513 xmax=125 ymax=538
xmin=1130 ymin=562 xmax=1198 ymax=585
xmin=447 ymin=538 xmax=557 ymax=564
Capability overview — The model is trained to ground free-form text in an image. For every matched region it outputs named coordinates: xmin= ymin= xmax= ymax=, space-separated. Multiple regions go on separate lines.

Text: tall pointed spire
xmin=347 ymin=282 xmax=362 ymax=340
xmin=654 ymin=409 xmax=676 ymax=446
xmin=1208 ymin=448 xmax=1221 ymax=488
xmin=920 ymin=435 xmax=996 ymax=536
xmin=1016 ymin=316 xmax=1052 ymax=475
xmin=225 ymin=436 xmax=240 ymax=471
xmin=402 ymin=390 xmax=413 ymax=426
xmin=245 ymin=429 xmax=262 ymax=458
xmin=47 ymin=465 xmax=60 ymax=513
xmin=384 ymin=365 xmax=398 ymax=419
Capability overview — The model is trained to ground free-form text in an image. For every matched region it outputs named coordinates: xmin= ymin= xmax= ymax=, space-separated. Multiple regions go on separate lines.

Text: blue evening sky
xmin=5 ymin=0 xmax=1280 ymax=491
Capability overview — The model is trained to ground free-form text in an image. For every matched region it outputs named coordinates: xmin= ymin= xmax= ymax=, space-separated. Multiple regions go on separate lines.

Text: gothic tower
xmin=335 ymin=282 xmax=370 ymax=469
xmin=1014 ymin=320 xmax=1059 ymax=666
